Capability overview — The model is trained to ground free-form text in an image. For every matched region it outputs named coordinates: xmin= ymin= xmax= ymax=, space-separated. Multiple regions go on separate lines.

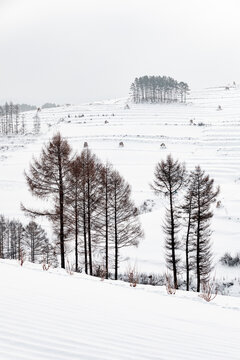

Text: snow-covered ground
xmin=0 ymin=86 xmax=240 ymax=292
xmin=0 ymin=260 xmax=239 ymax=360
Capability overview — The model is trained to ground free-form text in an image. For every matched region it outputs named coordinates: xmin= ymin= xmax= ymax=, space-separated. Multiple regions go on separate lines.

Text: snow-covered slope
xmin=0 ymin=86 xmax=240 ymax=285
xmin=0 ymin=260 xmax=239 ymax=360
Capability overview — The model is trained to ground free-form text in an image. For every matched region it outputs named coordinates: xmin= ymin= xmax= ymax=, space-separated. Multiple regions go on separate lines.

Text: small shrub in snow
xmin=127 ymin=266 xmax=138 ymax=287
xmin=42 ymin=263 xmax=50 ymax=271
xmin=19 ymin=251 xmax=25 ymax=267
xmin=220 ymin=252 xmax=240 ymax=267
xmin=199 ymin=278 xmax=217 ymax=302
xmin=66 ymin=260 xmax=74 ymax=275
xmin=139 ymin=199 xmax=155 ymax=214
xmin=165 ymin=275 xmax=176 ymax=295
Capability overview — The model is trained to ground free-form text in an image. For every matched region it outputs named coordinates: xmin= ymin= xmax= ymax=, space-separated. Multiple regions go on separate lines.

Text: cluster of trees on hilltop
xmin=22 ymin=133 xmax=143 ymax=279
xmin=0 ymin=215 xmax=57 ymax=267
xmin=130 ymin=75 xmax=189 ymax=103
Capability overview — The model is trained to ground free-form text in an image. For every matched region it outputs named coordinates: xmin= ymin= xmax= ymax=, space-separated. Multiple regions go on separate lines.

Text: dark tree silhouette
xmin=79 ymin=148 xmax=102 ymax=275
xmin=24 ymin=221 xmax=48 ymax=263
xmin=190 ymin=166 xmax=220 ymax=292
xmin=66 ymin=155 xmax=84 ymax=272
xmin=111 ymin=170 xmax=143 ymax=280
xmin=22 ymin=133 xmax=73 ymax=269
xmin=181 ymin=175 xmax=197 ymax=291
xmin=151 ymin=155 xmax=186 ymax=289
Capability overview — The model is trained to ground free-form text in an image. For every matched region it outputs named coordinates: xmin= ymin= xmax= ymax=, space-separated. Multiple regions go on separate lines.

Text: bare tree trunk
xmin=169 ymin=190 xmax=178 ymax=289
xmin=87 ymin=178 xmax=92 ymax=275
xmin=196 ymin=208 xmax=201 ymax=292
xmin=105 ymin=190 xmax=109 ymax=279
xmin=185 ymin=216 xmax=191 ymax=291
xmin=185 ymin=194 xmax=193 ymax=291
xmin=83 ymin=196 xmax=88 ymax=274
xmin=74 ymin=194 xmax=78 ymax=272
xmin=58 ymin=152 xmax=65 ymax=269
xmin=114 ymin=188 xmax=118 ymax=280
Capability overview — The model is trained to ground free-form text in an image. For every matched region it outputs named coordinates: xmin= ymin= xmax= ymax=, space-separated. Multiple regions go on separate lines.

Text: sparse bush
xmin=42 ymin=263 xmax=50 ymax=271
xmin=199 ymin=278 xmax=217 ymax=302
xmin=139 ymin=199 xmax=155 ymax=214
xmin=93 ymin=265 xmax=107 ymax=280
xmin=165 ymin=274 xmax=176 ymax=295
xmin=66 ymin=260 xmax=74 ymax=275
xmin=220 ymin=252 xmax=240 ymax=267
xmin=126 ymin=265 xmax=138 ymax=287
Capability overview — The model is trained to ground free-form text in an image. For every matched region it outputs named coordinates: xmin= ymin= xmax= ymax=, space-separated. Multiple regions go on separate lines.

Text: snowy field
xmin=0 ymin=260 xmax=240 ymax=360
xmin=0 ymin=86 xmax=240 ymax=291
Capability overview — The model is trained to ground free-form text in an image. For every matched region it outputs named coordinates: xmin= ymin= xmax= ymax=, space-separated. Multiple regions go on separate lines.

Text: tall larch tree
xmin=111 ymin=170 xmax=143 ymax=280
xmin=191 ymin=166 xmax=220 ymax=292
xmin=22 ymin=133 xmax=73 ymax=269
xmin=151 ymin=155 xmax=186 ymax=289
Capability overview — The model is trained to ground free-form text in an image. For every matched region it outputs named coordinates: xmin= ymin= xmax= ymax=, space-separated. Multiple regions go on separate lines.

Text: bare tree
xmin=82 ymin=148 xmax=102 ymax=275
xmin=14 ymin=104 xmax=19 ymax=134
xmin=66 ymin=156 xmax=83 ymax=272
xmin=111 ymin=170 xmax=143 ymax=280
xmin=151 ymin=155 xmax=186 ymax=289
xmin=181 ymin=175 xmax=197 ymax=291
xmin=22 ymin=133 xmax=73 ymax=268
xmin=191 ymin=166 xmax=219 ymax=292
xmin=42 ymin=239 xmax=58 ymax=267
xmin=0 ymin=215 xmax=6 ymax=258
xmin=24 ymin=221 xmax=48 ymax=263
xmin=98 ymin=162 xmax=114 ymax=279
xmin=16 ymin=220 xmax=25 ymax=261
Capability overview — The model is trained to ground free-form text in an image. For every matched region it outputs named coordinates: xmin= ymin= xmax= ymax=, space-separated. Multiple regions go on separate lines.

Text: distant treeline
xmin=0 ymin=101 xmax=59 ymax=135
xmin=1 ymin=103 xmax=60 ymax=114
xmin=130 ymin=75 xmax=189 ymax=103
xmin=0 ymin=102 xmax=41 ymax=135
xmin=0 ymin=215 xmax=58 ymax=267
xmin=0 ymin=102 xmax=22 ymax=135
xmin=18 ymin=104 xmax=37 ymax=112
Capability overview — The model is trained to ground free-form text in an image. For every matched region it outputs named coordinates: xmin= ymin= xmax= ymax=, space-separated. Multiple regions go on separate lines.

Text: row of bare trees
xmin=0 ymin=215 xmax=57 ymax=266
xmin=19 ymin=134 xmax=218 ymax=290
xmin=0 ymin=102 xmax=22 ymax=135
xmin=22 ymin=133 xmax=143 ymax=278
xmin=0 ymin=102 xmax=42 ymax=136
xmin=152 ymin=155 xmax=219 ymax=292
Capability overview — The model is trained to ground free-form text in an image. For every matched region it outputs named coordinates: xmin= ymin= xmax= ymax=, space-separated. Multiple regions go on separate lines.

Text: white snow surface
xmin=0 ymin=260 xmax=240 ymax=360
xmin=0 ymin=86 xmax=240 ymax=289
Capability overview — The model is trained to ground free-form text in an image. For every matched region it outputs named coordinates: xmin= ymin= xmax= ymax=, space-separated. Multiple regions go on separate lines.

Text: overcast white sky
xmin=0 ymin=0 xmax=240 ymax=105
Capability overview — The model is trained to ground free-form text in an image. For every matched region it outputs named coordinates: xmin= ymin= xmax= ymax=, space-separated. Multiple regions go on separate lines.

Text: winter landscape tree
xmin=65 ymin=155 xmax=84 ymax=272
xmin=151 ymin=155 xmax=186 ymax=289
xmin=22 ymin=133 xmax=73 ymax=269
xmin=0 ymin=215 xmax=57 ymax=267
xmin=111 ymin=170 xmax=143 ymax=280
xmin=181 ymin=175 xmax=197 ymax=291
xmin=190 ymin=166 xmax=220 ymax=292
xmin=24 ymin=221 xmax=48 ymax=263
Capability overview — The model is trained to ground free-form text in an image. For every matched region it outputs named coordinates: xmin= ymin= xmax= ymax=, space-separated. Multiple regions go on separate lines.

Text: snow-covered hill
xmin=0 ymin=86 xmax=240 ymax=289
xmin=0 ymin=260 xmax=239 ymax=360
